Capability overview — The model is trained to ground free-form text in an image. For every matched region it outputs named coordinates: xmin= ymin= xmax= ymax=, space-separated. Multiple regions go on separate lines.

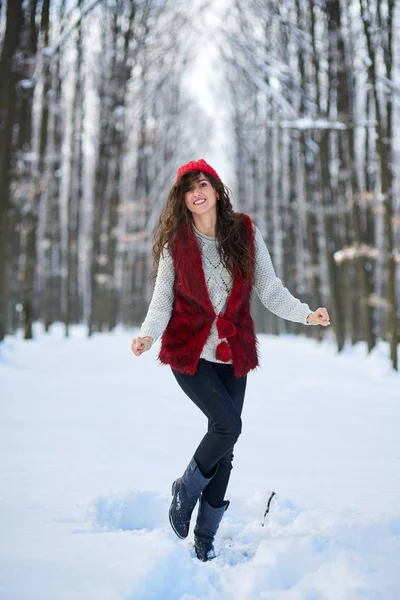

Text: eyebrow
xmin=188 ymin=177 xmax=208 ymax=191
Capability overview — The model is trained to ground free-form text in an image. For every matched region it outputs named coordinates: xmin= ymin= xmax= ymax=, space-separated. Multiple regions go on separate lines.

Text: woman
xmin=131 ymin=159 xmax=330 ymax=562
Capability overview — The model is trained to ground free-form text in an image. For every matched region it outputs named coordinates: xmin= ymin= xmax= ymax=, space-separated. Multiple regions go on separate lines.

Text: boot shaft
xmin=169 ymin=458 xmax=215 ymax=540
xmin=194 ymin=496 xmax=229 ymax=543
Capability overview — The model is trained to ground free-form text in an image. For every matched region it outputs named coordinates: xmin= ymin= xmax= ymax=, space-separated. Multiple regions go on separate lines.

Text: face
xmin=184 ymin=173 xmax=219 ymax=217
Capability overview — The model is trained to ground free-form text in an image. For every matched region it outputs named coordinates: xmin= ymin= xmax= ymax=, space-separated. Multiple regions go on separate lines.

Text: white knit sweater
xmin=140 ymin=222 xmax=312 ymax=364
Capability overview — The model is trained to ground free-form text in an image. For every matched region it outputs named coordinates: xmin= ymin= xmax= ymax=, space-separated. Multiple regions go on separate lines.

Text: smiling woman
xmin=184 ymin=173 xmax=219 ymax=236
xmin=149 ymin=158 xmax=256 ymax=286
xmin=131 ymin=158 xmax=330 ymax=562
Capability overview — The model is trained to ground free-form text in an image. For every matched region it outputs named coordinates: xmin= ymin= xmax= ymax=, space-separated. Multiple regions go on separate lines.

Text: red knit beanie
xmin=176 ymin=158 xmax=221 ymax=183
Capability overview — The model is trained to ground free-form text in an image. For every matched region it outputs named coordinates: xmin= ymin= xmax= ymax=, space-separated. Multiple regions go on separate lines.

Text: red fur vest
xmin=158 ymin=213 xmax=259 ymax=378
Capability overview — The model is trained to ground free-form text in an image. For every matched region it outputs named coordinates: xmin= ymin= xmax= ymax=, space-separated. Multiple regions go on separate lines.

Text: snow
xmin=18 ymin=79 xmax=35 ymax=90
xmin=279 ymin=119 xmax=347 ymax=130
xmin=1 ymin=325 xmax=400 ymax=600
xmin=333 ymin=243 xmax=379 ymax=263
xmin=46 ymin=0 xmax=103 ymax=57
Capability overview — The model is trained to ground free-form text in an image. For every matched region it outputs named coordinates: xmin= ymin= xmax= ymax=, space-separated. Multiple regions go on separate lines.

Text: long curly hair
xmin=150 ymin=171 xmax=254 ymax=284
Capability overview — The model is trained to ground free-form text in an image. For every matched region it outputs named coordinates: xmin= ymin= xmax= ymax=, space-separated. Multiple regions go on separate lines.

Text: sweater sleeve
xmin=140 ymin=247 xmax=175 ymax=342
xmin=253 ymin=225 xmax=312 ymax=325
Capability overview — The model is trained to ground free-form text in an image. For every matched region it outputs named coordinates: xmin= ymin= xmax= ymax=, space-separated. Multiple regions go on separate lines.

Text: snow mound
xmin=87 ymin=489 xmax=169 ymax=531
xmin=127 ymin=542 xmax=219 ymax=600
xmin=85 ymin=489 xmax=400 ymax=599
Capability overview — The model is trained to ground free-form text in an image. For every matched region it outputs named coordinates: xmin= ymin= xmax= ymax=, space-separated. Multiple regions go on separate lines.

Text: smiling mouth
xmin=193 ymin=199 xmax=206 ymax=205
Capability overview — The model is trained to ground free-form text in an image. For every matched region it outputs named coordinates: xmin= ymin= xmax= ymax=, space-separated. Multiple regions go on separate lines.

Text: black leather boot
xmin=194 ymin=496 xmax=229 ymax=561
xmin=169 ymin=458 xmax=214 ymax=539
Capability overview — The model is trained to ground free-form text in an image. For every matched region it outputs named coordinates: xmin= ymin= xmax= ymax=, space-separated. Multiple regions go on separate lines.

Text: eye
xmin=200 ymin=182 xmax=207 ymax=187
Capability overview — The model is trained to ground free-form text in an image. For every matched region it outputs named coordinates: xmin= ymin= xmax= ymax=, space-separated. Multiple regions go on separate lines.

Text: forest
xmin=0 ymin=0 xmax=399 ymax=369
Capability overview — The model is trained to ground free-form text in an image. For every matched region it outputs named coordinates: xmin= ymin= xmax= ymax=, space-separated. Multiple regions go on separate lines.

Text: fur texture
xmin=159 ymin=214 xmax=259 ymax=377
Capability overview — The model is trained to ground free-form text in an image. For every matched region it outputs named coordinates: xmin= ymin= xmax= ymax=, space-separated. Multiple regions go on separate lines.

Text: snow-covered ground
xmin=1 ymin=325 xmax=399 ymax=600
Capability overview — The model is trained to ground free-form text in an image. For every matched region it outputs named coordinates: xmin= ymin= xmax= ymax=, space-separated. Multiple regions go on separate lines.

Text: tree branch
xmin=46 ymin=0 xmax=102 ymax=57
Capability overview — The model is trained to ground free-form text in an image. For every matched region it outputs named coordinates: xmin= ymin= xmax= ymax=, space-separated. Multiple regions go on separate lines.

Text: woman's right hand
xmin=131 ymin=336 xmax=153 ymax=356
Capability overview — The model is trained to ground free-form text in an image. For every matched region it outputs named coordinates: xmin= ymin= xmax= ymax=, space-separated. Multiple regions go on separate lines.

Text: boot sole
xmin=169 ymin=511 xmax=186 ymax=539
xmin=169 ymin=480 xmax=187 ymax=540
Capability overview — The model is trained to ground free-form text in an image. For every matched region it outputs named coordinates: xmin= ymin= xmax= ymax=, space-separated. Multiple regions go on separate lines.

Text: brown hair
xmin=150 ymin=171 xmax=254 ymax=284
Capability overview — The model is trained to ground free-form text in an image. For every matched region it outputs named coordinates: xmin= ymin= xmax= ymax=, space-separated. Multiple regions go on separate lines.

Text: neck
xmin=192 ymin=215 xmax=217 ymax=238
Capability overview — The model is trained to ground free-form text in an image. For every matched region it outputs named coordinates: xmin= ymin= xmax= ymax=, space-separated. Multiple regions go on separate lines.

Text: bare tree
xmin=65 ymin=0 xmax=85 ymax=336
xmin=40 ymin=0 xmax=65 ymax=331
xmin=88 ymin=0 xmax=143 ymax=335
xmin=0 ymin=0 xmax=24 ymax=341
xmin=220 ymin=0 xmax=399 ymax=369
xmin=359 ymin=0 xmax=397 ymax=369
xmin=0 ymin=0 xmax=209 ymax=342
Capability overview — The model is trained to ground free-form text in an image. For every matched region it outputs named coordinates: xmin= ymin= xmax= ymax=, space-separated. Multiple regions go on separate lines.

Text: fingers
xmin=316 ymin=307 xmax=330 ymax=326
xmin=132 ymin=336 xmax=153 ymax=356
xmin=131 ymin=338 xmax=144 ymax=356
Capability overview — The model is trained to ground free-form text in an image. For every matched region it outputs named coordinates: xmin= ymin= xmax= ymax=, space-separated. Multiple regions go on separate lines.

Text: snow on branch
xmin=225 ymin=31 xmax=292 ymax=83
xmin=119 ymin=231 xmax=150 ymax=244
xmin=332 ymin=244 xmax=400 ymax=266
xmin=279 ymin=118 xmax=347 ymax=130
xmin=46 ymin=0 xmax=103 ymax=57
xmin=333 ymin=244 xmax=378 ymax=264
xmin=380 ymin=76 xmax=400 ymax=94
xmin=248 ymin=73 xmax=297 ymax=117
xmin=367 ymin=294 xmax=389 ymax=308
xmin=224 ymin=53 xmax=297 ymax=117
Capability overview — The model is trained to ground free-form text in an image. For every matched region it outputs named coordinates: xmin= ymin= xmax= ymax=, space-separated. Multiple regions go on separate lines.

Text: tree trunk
xmin=331 ymin=0 xmax=374 ymax=350
xmin=65 ymin=0 xmax=84 ymax=336
xmin=16 ymin=0 xmax=40 ymax=339
xmin=319 ymin=129 xmax=345 ymax=351
xmin=313 ymin=1 xmax=345 ymax=350
xmin=364 ymin=89 xmax=378 ymax=341
xmin=43 ymin=0 xmax=65 ymax=331
xmin=360 ymin=0 xmax=397 ymax=369
xmin=296 ymin=0 xmax=321 ymax=340
xmin=0 ymin=0 xmax=24 ymax=341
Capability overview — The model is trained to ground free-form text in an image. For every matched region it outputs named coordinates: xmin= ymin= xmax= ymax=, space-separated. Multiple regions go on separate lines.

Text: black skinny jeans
xmin=171 ymin=358 xmax=247 ymax=508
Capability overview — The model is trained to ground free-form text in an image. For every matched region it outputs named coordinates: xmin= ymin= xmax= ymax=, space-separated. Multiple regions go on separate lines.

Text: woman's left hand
xmin=306 ymin=307 xmax=330 ymax=326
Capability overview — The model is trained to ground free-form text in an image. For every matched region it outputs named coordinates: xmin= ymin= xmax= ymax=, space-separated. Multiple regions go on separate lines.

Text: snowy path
xmin=1 ymin=326 xmax=399 ymax=600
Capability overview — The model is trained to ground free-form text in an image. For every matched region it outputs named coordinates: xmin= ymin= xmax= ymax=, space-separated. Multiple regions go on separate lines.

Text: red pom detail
xmin=216 ymin=341 xmax=231 ymax=362
xmin=176 ymin=159 xmax=221 ymax=182
xmin=216 ymin=313 xmax=236 ymax=338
